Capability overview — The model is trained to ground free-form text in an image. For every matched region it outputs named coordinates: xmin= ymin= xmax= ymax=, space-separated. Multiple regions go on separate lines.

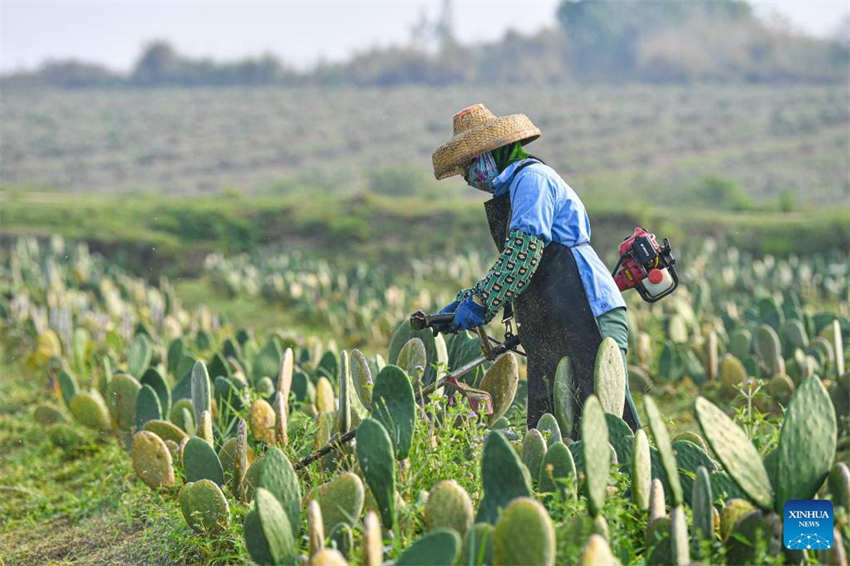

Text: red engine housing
xmin=612 ymin=227 xmax=678 ymax=302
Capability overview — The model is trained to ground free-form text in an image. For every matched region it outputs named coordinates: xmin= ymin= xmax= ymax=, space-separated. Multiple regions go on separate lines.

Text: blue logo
xmin=783 ymin=500 xmax=833 ymax=550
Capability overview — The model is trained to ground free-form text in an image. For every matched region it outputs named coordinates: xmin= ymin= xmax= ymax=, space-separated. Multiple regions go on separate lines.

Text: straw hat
xmin=432 ymin=103 xmax=541 ymax=180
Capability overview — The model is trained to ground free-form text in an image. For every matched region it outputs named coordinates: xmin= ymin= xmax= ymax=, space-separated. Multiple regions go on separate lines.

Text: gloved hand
xmin=450 ymin=296 xmax=486 ymax=332
xmin=432 ymin=299 xmax=460 ymax=334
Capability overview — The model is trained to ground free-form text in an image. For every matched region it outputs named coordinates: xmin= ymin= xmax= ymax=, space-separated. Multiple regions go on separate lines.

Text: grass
xmin=1 ymin=332 xmax=713 ymax=565
xmin=3 ymin=189 xmax=849 ymax=282
xmin=0 ymin=348 xmax=249 ymax=565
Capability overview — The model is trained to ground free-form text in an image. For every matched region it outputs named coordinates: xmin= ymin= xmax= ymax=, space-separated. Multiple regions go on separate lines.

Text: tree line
xmin=3 ymin=0 xmax=848 ymax=88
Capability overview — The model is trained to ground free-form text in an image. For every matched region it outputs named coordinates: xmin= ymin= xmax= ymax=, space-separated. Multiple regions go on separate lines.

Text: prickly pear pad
xmin=694 ymin=396 xmax=774 ymax=510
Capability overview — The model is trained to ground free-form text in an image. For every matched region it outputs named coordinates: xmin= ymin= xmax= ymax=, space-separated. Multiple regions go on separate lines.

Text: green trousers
xmin=596 ymin=306 xmax=642 ymax=428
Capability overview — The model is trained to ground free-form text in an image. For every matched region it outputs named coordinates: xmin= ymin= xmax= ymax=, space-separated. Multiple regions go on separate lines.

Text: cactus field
xmin=1 ymin=235 xmax=848 ymax=565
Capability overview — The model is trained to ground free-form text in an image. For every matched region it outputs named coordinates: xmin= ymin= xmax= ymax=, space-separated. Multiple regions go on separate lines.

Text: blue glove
xmin=450 ymin=296 xmax=486 ymax=332
xmin=432 ymin=299 xmax=460 ymax=334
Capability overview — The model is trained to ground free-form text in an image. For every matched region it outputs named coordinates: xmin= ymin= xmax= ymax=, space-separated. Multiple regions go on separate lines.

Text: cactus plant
xmin=705 ymin=330 xmax=718 ymax=381
xmin=691 ymin=466 xmax=713 ymax=548
xmin=34 ymin=404 xmax=66 ymax=425
xmin=317 ymin=350 xmax=339 ymax=382
xmin=720 ymin=498 xmax=756 ymax=540
xmin=131 ymin=430 xmax=175 ymax=489
xmin=183 ymin=436 xmax=224 ymax=486
xmin=371 ymin=365 xmax=416 ymax=460
xmin=274 ymin=392 xmax=287 ymax=446
xmin=170 ymin=399 xmax=195 ymax=434
xmin=363 ymin=511 xmax=382 ymax=566
xmin=775 ymin=376 xmax=836 ymax=510
xmin=594 ymin=337 xmax=626 ymax=416
xmin=669 ymin=505 xmax=690 ymax=566
xmin=724 ymin=510 xmax=781 ymax=565
xmin=694 ymin=396 xmax=773 ymax=510
xmin=781 ymin=319 xmax=809 ymax=355
xmin=69 ymin=390 xmax=111 ymax=431
xmin=536 ymin=412 xmax=562 ymax=447
xmin=425 ymin=479 xmax=474 ymax=536
xmin=308 ymin=499 xmax=324 ymax=557
xmin=461 ymin=523 xmax=494 ymax=566
xmin=191 ymin=360 xmax=212 ymax=427
xmin=250 ymin=398 xmax=276 ymax=444
xmin=350 ymin=348 xmax=373 ymax=409
xmin=388 ymin=318 xmax=448 ymax=385
xmin=396 ymin=528 xmax=460 ymax=566
xmin=829 ymin=462 xmax=850 ymax=509
xmin=106 ymin=373 xmax=142 ymax=430
xmin=253 ymin=339 xmax=282 ymax=383
xmin=179 ymin=479 xmax=230 ymax=535
xmin=538 ymin=441 xmax=576 ymax=499
xmin=479 ymin=352 xmax=519 ymax=424
xmin=218 ymin=435 xmax=255 ymax=485
xmin=719 ymin=353 xmax=748 ymax=393
xmin=632 ymin=429 xmax=651 ymax=511
xmin=755 ymin=324 xmax=784 ymax=375
xmin=578 ymin=534 xmax=618 ymax=566
xmin=648 ymin=477 xmax=667 ymax=528
xmin=140 ymin=368 xmax=171 ymax=417
xmin=198 ymin=409 xmax=213 ymax=446
xmin=553 ymin=355 xmax=575 ymax=438
xmin=604 ymin=413 xmax=634 ymax=468
xmin=143 ymin=419 xmax=187 ymax=444
xmin=310 ymin=548 xmax=346 ymax=566
xmin=355 ymin=418 xmax=395 ymax=528
xmin=671 ymin=439 xmax=715 ymax=505
xmin=277 ymin=347 xmax=293 ymax=402
xmin=244 ymin=487 xmax=297 ymax=566
xmin=315 ymin=377 xmax=335 ymax=414
xmin=328 ymin=523 xmax=353 ymax=559
xmin=59 ymin=369 xmax=78 ymax=408
xmin=307 ymin=471 xmax=365 ymax=533
xmin=135 ymin=384 xmax=162 ymax=431
xmin=822 ymin=319 xmax=845 ymax=376
xmin=521 ymin=429 xmax=547 ymax=484
xmin=254 ymin=447 xmax=302 ymax=538
xmin=492 ymin=498 xmax=555 ymax=566
xmin=476 ymin=431 xmax=533 ymax=524
xmin=396 ymin=337 xmax=427 ymax=384
xmin=127 ymin=333 xmax=152 ymax=378
xmin=337 ymin=350 xmax=352 ymax=434
xmin=581 ymin=395 xmax=609 ymax=517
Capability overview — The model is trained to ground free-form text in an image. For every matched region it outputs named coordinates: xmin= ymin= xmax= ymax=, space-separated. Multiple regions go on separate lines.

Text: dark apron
xmin=484 ymin=192 xmax=602 ymax=435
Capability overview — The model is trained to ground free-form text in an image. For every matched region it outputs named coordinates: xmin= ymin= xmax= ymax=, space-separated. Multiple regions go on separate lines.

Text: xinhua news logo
xmin=783 ymin=500 xmax=833 ymax=550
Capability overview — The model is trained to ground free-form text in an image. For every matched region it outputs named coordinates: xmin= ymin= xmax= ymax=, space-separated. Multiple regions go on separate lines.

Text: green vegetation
xmin=2 ymin=235 xmax=848 ymax=563
xmin=1 ymin=83 xmax=848 ymax=206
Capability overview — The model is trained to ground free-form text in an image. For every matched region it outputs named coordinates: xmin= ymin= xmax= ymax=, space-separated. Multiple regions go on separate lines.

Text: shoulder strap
xmin=510 ymin=156 xmax=545 ymax=180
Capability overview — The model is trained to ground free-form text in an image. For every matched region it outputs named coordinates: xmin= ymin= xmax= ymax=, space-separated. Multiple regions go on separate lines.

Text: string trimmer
xmin=295 ymin=312 xmax=522 ymax=470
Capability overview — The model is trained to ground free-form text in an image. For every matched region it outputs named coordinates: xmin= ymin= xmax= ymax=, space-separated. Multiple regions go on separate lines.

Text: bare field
xmin=2 ymin=84 xmax=848 ymax=206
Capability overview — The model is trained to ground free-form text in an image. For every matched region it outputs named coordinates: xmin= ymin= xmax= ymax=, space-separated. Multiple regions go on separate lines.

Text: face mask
xmin=465 ymin=151 xmax=499 ymax=192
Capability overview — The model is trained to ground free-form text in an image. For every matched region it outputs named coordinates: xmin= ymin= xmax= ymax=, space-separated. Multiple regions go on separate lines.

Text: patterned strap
xmin=473 ymin=229 xmax=544 ymax=322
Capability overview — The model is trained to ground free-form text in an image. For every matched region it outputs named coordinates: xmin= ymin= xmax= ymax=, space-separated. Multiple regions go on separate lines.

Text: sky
xmin=1 ymin=0 xmax=847 ymax=73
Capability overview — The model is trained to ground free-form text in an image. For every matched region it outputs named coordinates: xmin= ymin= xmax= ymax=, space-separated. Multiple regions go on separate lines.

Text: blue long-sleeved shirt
xmin=490 ymin=158 xmax=626 ymax=317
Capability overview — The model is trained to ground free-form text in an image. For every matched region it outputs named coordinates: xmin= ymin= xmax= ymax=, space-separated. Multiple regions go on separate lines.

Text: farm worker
xmin=430 ymin=104 xmax=641 ymax=432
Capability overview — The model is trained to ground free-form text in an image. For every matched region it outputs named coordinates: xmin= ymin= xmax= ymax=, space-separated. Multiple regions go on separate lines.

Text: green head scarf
xmin=491 ymin=141 xmax=530 ymax=172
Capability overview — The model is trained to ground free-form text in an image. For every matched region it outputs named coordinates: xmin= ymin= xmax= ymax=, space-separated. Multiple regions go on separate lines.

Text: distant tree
xmin=557 ymin=0 xmax=753 ymax=76
xmin=131 ymin=40 xmax=183 ymax=84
